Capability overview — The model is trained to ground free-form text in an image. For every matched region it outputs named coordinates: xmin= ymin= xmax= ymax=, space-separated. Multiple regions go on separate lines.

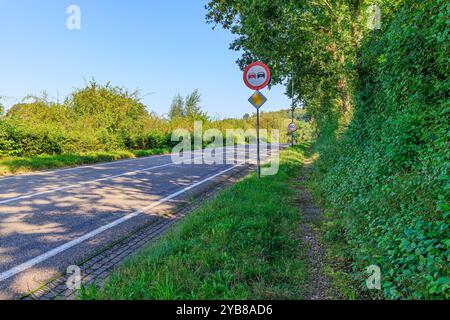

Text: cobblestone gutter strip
xmin=21 ymin=165 xmax=254 ymax=300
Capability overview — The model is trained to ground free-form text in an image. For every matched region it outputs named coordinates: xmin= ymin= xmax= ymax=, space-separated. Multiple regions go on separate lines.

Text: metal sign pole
xmin=291 ymin=77 xmax=295 ymax=147
xmin=256 ymin=107 xmax=261 ymax=179
xmin=291 ymin=108 xmax=294 ymax=147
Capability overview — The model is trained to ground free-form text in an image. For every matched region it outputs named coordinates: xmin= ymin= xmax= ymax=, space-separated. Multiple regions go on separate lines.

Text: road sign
xmin=243 ymin=62 xmax=271 ymax=90
xmin=248 ymin=91 xmax=267 ymax=109
xmin=244 ymin=62 xmax=270 ymax=179
xmin=288 ymin=122 xmax=298 ymax=132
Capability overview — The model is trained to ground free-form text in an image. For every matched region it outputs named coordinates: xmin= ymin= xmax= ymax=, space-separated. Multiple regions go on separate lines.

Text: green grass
xmin=0 ymin=148 xmax=171 ymax=176
xmin=317 ymin=210 xmax=368 ymax=300
xmin=80 ymin=145 xmax=310 ymax=300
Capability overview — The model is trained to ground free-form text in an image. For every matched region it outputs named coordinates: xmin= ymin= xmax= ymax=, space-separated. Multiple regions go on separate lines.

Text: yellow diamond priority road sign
xmin=248 ymin=91 xmax=267 ymax=109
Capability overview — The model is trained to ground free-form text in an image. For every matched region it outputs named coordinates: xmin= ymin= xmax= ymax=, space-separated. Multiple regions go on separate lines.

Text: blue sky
xmin=0 ymin=0 xmax=291 ymax=118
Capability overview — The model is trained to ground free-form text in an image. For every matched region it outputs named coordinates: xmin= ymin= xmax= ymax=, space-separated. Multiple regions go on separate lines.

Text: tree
xmin=68 ymin=81 xmax=149 ymax=136
xmin=169 ymin=94 xmax=185 ymax=119
xmin=205 ymin=0 xmax=395 ymax=126
xmin=185 ymin=89 xmax=208 ymax=120
xmin=169 ymin=90 xmax=208 ymax=121
xmin=0 ymin=95 xmax=4 ymax=117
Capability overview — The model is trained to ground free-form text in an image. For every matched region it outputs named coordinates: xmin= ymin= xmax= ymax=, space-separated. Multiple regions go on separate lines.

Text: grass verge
xmin=0 ymin=148 xmax=171 ymax=176
xmin=80 ymin=145 xmax=310 ymax=300
xmin=315 ymin=208 xmax=364 ymax=300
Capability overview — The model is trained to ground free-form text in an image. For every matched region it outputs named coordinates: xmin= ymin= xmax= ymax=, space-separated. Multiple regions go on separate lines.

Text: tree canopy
xmin=168 ymin=89 xmax=209 ymax=121
xmin=205 ymin=0 xmax=403 ymax=125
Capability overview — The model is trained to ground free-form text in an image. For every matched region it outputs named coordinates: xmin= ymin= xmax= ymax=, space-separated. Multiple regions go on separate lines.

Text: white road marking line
xmin=0 ymin=148 xmax=253 ymax=205
xmin=0 ymin=164 xmax=241 ymax=283
xmin=0 ymin=145 xmax=254 ymax=181
xmin=0 ymin=159 xmax=195 ymax=205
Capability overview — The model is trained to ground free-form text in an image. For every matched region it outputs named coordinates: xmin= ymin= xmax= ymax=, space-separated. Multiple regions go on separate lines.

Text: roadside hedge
xmin=312 ymin=0 xmax=449 ymax=299
xmin=0 ymin=82 xmax=304 ymax=157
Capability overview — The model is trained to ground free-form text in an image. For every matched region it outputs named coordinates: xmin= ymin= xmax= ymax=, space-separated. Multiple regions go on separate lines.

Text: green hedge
xmin=0 ymin=121 xmax=106 ymax=156
xmin=0 ymin=120 xmax=178 ymax=157
xmin=312 ymin=0 xmax=449 ymax=299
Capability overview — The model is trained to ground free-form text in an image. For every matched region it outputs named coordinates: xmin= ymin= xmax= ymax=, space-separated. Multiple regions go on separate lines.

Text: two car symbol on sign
xmin=248 ymin=72 xmax=266 ymax=80
xmin=243 ymin=62 xmax=271 ymax=91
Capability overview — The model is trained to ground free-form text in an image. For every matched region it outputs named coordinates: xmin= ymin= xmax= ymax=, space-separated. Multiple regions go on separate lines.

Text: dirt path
xmin=297 ymin=156 xmax=340 ymax=300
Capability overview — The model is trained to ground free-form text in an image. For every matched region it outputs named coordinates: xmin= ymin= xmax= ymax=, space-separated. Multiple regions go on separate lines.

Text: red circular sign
xmin=243 ymin=62 xmax=271 ymax=90
xmin=288 ymin=122 xmax=298 ymax=132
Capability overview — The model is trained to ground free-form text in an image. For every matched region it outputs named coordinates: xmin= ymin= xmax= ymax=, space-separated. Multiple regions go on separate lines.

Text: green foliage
xmin=311 ymin=0 xmax=449 ymax=299
xmin=169 ymin=89 xmax=209 ymax=121
xmin=0 ymin=81 xmax=311 ymax=174
xmin=2 ymin=82 xmax=155 ymax=155
xmin=1 ymin=84 xmax=204 ymax=157
xmin=209 ymin=0 xmax=448 ymax=300
xmin=206 ymin=0 xmax=375 ymax=124
xmin=185 ymin=89 xmax=208 ymax=120
xmin=69 ymin=82 xmax=149 ymax=147
xmin=0 ymin=121 xmax=23 ymax=156
xmin=80 ymin=146 xmax=310 ymax=300
xmin=168 ymin=94 xmax=185 ymax=119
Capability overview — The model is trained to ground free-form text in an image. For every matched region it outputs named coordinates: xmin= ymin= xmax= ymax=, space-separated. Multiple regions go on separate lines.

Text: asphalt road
xmin=0 ymin=145 xmax=277 ymax=299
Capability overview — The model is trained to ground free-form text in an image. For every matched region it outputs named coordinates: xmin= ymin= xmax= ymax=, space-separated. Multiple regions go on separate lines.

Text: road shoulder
xmin=21 ymin=165 xmax=253 ymax=300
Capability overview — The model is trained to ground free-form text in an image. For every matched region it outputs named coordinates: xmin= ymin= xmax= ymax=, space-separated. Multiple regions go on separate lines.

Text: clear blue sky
xmin=0 ymin=0 xmax=291 ymax=119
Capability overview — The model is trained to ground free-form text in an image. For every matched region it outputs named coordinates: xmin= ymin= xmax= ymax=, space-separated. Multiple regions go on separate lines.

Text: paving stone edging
xmin=22 ymin=165 xmax=254 ymax=300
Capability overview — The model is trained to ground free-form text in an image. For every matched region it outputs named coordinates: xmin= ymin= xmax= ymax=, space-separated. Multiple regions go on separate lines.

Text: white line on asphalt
xmin=0 ymin=159 xmax=196 ymax=205
xmin=0 ymin=148 xmax=254 ymax=204
xmin=0 ymin=163 xmax=242 ymax=283
xmin=0 ymin=145 xmax=254 ymax=181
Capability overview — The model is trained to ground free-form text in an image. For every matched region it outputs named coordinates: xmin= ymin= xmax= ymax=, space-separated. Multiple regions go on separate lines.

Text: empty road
xmin=0 ymin=145 xmax=278 ymax=299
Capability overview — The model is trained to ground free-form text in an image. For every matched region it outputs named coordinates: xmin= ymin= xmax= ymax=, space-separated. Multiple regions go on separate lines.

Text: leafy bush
xmin=311 ymin=0 xmax=449 ymax=299
xmin=146 ymin=132 xmax=173 ymax=149
xmin=0 ymin=121 xmax=23 ymax=156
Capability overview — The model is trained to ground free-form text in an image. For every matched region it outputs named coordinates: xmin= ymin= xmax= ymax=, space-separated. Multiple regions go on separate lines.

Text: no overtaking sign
xmin=243 ymin=62 xmax=271 ymax=91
